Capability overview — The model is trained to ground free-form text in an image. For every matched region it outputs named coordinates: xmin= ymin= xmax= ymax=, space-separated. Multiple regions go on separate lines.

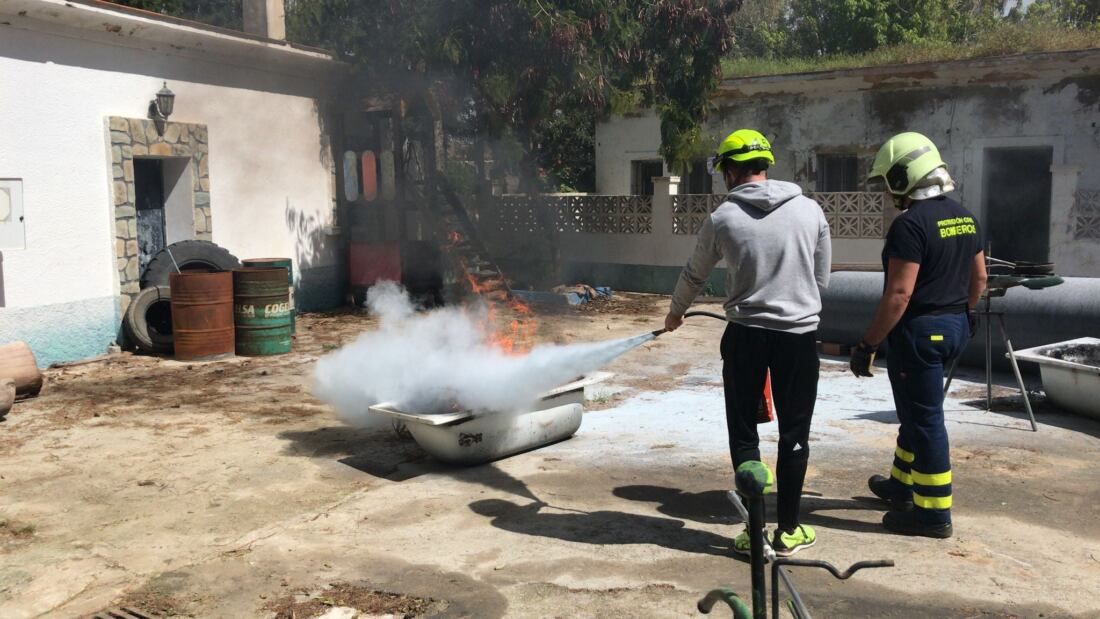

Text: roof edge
xmin=2 ymin=0 xmax=338 ymax=66
xmin=719 ymin=46 xmax=1100 ymax=90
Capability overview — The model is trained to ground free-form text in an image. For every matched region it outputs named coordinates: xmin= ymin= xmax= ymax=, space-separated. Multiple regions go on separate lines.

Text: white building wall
xmin=0 ymin=18 xmax=338 ymax=365
xmin=595 ymin=114 xmax=664 ymax=195
xmin=595 ymin=53 xmax=1100 ymax=276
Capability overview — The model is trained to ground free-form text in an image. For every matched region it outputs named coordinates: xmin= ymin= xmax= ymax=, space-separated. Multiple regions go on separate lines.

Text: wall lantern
xmin=149 ymin=82 xmax=176 ymax=136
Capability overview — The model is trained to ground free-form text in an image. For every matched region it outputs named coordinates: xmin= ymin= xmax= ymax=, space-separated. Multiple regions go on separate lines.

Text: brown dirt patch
xmin=621 ymin=374 xmax=680 ymax=393
xmin=264 ymin=582 xmax=441 ymax=619
xmin=955 ymin=445 xmax=1042 ymax=475
xmin=0 ymin=517 xmax=36 ymax=551
xmin=114 ymin=584 xmax=191 ymax=618
xmin=575 ymin=292 xmax=663 ymax=316
xmin=584 ymin=392 xmax=632 ymax=411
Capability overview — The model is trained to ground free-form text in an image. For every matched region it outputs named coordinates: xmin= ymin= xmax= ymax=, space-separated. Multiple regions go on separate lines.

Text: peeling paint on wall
xmin=597 ymin=52 xmax=1100 ymax=275
xmin=1044 ymin=75 xmax=1100 ymax=108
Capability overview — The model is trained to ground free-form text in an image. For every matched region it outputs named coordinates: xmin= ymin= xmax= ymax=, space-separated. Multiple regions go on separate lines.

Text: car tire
xmin=124 ymin=286 xmax=174 ymax=354
xmin=140 ymin=240 xmax=240 ymax=288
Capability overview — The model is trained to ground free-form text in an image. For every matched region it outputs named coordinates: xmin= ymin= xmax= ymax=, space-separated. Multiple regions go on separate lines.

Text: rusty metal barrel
xmin=241 ymin=258 xmax=295 ymax=334
xmin=233 ymin=267 xmax=292 ymax=356
xmin=169 ymin=271 xmax=235 ymax=360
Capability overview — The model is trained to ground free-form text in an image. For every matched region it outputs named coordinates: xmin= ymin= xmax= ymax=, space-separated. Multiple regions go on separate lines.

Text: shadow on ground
xmin=468 ymin=498 xmax=731 ymax=557
xmin=853 ymin=410 xmax=898 ymax=424
xmin=613 ymin=485 xmax=889 ymax=535
xmin=956 ymin=394 xmax=1100 ymax=438
xmin=277 ymin=426 xmax=439 ymax=482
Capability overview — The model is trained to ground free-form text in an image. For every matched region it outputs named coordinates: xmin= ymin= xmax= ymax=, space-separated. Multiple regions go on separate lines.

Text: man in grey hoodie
xmin=664 ymin=129 xmax=831 ymax=556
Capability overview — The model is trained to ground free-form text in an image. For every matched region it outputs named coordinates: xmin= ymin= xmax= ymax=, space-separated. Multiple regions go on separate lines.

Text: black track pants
xmin=721 ymin=322 xmax=819 ymax=532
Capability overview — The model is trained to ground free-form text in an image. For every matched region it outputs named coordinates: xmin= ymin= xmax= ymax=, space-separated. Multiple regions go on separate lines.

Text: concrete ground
xmin=1 ymin=295 xmax=1099 ymax=618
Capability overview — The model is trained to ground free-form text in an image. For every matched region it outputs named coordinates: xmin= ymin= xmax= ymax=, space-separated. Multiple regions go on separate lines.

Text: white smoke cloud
xmin=312 ymin=282 xmax=655 ymax=426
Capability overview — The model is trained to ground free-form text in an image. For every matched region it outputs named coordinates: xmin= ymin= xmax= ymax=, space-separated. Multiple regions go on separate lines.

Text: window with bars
xmin=683 ymin=160 xmax=714 ymax=194
xmin=631 ymin=160 xmax=664 ymax=195
xmin=816 ymin=154 xmax=860 ymax=192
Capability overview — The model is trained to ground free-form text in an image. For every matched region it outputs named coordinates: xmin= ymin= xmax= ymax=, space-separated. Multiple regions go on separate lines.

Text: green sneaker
xmin=772 ymin=525 xmax=816 ymax=557
xmin=731 ymin=528 xmax=768 ymax=556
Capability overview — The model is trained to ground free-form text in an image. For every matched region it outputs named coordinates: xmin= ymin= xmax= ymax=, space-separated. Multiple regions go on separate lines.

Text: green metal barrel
xmin=232 ymin=267 xmax=292 ymax=356
xmin=241 ymin=257 xmax=295 ymax=333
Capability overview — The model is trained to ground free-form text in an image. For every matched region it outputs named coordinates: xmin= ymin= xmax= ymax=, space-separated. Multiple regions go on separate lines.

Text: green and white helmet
xmin=868 ymin=132 xmax=948 ymax=196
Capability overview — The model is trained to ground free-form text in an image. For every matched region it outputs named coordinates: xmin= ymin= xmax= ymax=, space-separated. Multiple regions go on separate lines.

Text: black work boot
xmin=868 ymin=474 xmax=914 ymax=510
xmin=882 ymin=510 xmax=953 ymax=539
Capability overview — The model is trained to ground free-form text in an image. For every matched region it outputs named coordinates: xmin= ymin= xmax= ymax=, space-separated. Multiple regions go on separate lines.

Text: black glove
xmin=967 ymin=310 xmax=978 ymax=338
xmin=849 ymin=342 xmax=877 ymax=377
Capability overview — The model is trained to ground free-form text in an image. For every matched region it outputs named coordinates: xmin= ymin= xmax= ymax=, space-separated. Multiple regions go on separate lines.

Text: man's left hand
xmin=664 ymin=313 xmax=684 ymax=333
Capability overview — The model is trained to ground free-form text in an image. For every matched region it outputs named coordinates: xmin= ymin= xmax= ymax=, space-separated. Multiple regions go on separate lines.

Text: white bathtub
xmin=367 ymin=372 xmax=613 ymax=465
xmin=1013 ymin=337 xmax=1100 ymax=420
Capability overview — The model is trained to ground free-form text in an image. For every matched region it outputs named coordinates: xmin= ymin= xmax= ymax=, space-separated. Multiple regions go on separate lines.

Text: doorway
xmin=981 ymin=147 xmax=1053 ymax=263
xmin=134 ymin=159 xmax=166 ymax=275
xmin=133 ymin=157 xmax=194 ymax=275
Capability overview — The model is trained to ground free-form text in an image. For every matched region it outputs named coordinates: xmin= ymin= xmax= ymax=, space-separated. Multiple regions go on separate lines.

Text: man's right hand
xmin=664 ymin=313 xmax=684 ymax=333
xmin=849 ymin=342 xmax=877 ymax=377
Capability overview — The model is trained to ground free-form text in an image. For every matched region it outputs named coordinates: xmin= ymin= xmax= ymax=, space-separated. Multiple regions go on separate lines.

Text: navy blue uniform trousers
xmin=885 ymin=312 xmax=968 ymax=524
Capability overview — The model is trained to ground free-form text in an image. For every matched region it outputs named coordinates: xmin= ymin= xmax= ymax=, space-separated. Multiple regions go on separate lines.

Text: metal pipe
xmin=999 ymin=314 xmax=1038 ymax=431
xmin=986 ymin=294 xmax=993 ymax=409
xmin=820 ymin=273 xmax=1100 ymax=371
xmin=773 ymin=558 xmax=895 ymax=580
xmin=774 ymin=566 xmax=810 ymax=619
xmin=748 ymin=496 xmax=767 ymax=619
xmin=726 ymin=491 xmax=775 ymax=562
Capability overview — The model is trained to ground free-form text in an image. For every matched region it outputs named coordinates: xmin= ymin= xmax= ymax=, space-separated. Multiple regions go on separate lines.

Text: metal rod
xmin=775 ymin=566 xmax=810 ymax=619
xmin=748 ymin=495 xmax=767 ymax=619
xmin=726 ymin=492 xmax=776 ymax=562
xmin=772 ymin=562 xmax=780 ymax=619
xmin=943 ymin=353 xmax=961 ymax=395
xmin=997 ymin=314 xmax=1038 ymax=432
xmin=985 ymin=295 xmax=993 ymax=411
xmin=773 ymin=558 xmax=895 ymax=580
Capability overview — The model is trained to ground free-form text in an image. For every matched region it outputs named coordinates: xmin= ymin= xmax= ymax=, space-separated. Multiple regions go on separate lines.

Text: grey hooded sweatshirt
xmin=670 ymin=180 xmax=831 ymax=334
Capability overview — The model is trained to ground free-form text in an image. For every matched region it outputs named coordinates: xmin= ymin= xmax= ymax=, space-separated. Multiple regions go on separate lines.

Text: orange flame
xmin=446 ymin=230 xmax=536 ymax=355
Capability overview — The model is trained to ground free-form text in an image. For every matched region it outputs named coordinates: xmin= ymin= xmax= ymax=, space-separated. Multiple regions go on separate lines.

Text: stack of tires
xmin=123 ymin=240 xmax=240 ymax=356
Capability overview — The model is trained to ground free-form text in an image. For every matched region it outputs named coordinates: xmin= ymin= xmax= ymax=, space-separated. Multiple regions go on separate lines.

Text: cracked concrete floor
xmin=2 ymin=296 xmax=1099 ymax=618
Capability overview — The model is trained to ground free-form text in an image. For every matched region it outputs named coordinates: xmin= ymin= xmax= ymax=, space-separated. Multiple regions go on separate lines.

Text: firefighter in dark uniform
xmin=850 ymin=132 xmax=988 ymax=538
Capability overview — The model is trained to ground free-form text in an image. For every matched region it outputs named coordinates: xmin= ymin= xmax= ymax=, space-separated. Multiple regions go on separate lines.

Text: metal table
xmin=943 ymin=266 xmax=1063 ymax=432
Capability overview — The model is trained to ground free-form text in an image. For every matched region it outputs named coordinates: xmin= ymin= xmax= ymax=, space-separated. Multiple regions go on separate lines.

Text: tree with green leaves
xmin=287 ymin=0 xmax=741 ymax=189
xmin=106 ymin=0 xmax=241 ymax=29
xmin=1008 ymin=0 xmax=1100 ymax=28
xmin=780 ymin=0 xmax=1002 ymax=56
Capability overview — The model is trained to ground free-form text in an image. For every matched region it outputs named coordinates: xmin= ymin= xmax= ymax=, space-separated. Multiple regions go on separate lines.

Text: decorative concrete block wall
xmin=108 ymin=117 xmax=210 ymax=314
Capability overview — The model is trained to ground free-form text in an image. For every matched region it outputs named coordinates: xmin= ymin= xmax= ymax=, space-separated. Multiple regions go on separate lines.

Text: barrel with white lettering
xmin=232 ymin=267 xmax=292 ymax=356
xmin=241 ymin=258 xmax=295 ymax=334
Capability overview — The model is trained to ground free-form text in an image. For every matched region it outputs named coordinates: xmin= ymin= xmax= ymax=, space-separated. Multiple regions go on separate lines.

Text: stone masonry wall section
xmin=108 ymin=117 xmax=210 ymax=315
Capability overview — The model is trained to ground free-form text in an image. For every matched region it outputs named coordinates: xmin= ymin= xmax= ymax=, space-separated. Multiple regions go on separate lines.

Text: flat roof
xmin=717 ymin=47 xmax=1100 ymax=98
xmin=1 ymin=0 xmax=340 ymax=76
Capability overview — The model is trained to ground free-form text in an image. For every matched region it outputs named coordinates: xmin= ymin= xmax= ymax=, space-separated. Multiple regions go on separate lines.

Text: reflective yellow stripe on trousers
xmin=910 ymin=470 xmax=952 ymax=486
xmin=913 ymin=493 xmax=952 ymax=509
xmin=890 ymin=466 xmax=912 ymax=485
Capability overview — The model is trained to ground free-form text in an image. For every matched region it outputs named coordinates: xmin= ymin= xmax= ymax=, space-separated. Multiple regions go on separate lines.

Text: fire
xmin=446 ymin=231 xmax=537 ymax=355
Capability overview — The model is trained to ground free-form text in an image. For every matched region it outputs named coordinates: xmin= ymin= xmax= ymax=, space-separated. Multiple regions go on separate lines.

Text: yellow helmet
xmin=868 ymin=132 xmax=948 ymax=196
xmin=708 ymin=129 xmax=775 ymax=174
